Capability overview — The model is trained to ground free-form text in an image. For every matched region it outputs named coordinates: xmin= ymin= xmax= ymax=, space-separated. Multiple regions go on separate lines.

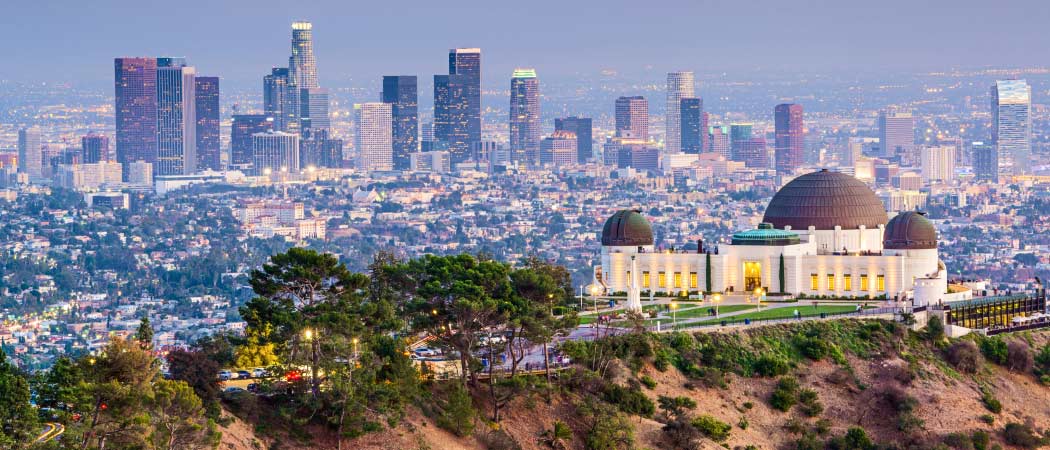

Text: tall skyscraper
xmin=251 ymin=130 xmax=299 ymax=176
xmin=382 ymin=75 xmax=419 ymax=171
xmin=299 ymin=87 xmax=330 ymax=136
xmin=264 ymin=67 xmax=298 ymax=133
xmin=17 ymin=128 xmax=43 ymax=179
xmin=680 ymin=98 xmax=703 ymax=154
xmin=354 ymin=103 xmax=393 ymax=171
xmin=114 ymin=57 xmax=158 ymax=180
xmin=554 ymin=117 xmax=593 ymax=163
xmin=971 ymin=141 xmax=998 ymax=183
xmin=231 ymin=114 xmax=275 ymax=168
xmin=509 ymin=68 xmax=541 ymax=166
xmin=774 ymin=103 xmax=804 ymax=175
xmin=81 ymin=134 xmax=109 ymax=164
xmin=665 ymin=71 xmax=695 ymax=153
xmin=194 ymin=76 xmax=220 ymax=171
xmin=709 ymin=125 xmax=730 ymax=159
xmin=289 ymin=21 xmax=318 ymax=89
xmin=921 ymin=146 xmax=956 ymax=183
xmin=615 ymin=96 xmax=648 ymax=141
xmin=155 ymin=57 xmax=196 ymax=175
xmin=991 ymin=79 xmax=1032 ymax=176
xmin=434 ymin=48 xmax=481 ymax=163
xmin=539 ymin=131 xmax=577 ymax=168
xmin=735 ymin=138 xmax=768 ymax=168
xmin=878 ymin=111 xmax=915 ymax=162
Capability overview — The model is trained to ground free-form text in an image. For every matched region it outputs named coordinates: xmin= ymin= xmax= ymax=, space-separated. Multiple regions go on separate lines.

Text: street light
xmin=352 ymin=337 xmax=359 ymax=359
xmin=589 ymin=284 xmax=600 ymax=315
xmin=754 ymin=287 xmax=765 ymax=310
xmin=712 ymin=293 xmax=722 ymax=317
xmin=303 ymin=328 xmax=314 ymax=341
xmin=670 ymin=301 xmax=678 ymax=330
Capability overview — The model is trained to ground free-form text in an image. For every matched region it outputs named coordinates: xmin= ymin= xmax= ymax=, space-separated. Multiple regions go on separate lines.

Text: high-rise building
xmin=615 ymin=96 xmax=648 ymax=141
xmin=354 ymin=103 xmax=393 ymax=171
xmin=231 ymin=115 xmax=275 ymax=168
xmin=17 ymin=128 xmax=43 ymax=179
xmin=289 ymin=21 xmax=318 ymax=89
xmin=264 ymin=67 xmax=298 ymax=133
xmin=299 ymin=87 xmax=330 ymax=136
xmin=920 ymin=146 xmax=955 ymax=183
xmin=114 ymin=57 xmax=158 ymax=180
xmin=194 ymin=76 xmax=220 ymax=171
xmin=554 ymin=117 xmax=593 ymax=163
xmin=300 ymin=130 xmax=344 ymax=169
xmin=420 ymin=121 xmax=436 ymax=151
xmin=972 ymin=142 xmax=998 ymax=183
xmin=709 ymin=125 xmax=730 ymax=159
xmin=81 ymin=134 xmax=109 ymax=164
xmin=434 ymin=48 xmax=481 ymax=163
xmin=539 ymin=131 xmax=577 ymax=168
xmin=991 ymin=79 xmax=1032 ymax=176
xmin=774 ymin=103 xmax=804 ymax=175
xmin=509 ymin=68 xmax=541 ymax=166
xmin=680 ymin=98 xmax=703 ymax=154
xmin=251 ymin=130 xmax=299 ymax=176
xmin=878 ymin=111 xmax=915 ymax=162
xmin=155 ymin=57 xmax=196 ymax=175
xmin=735 ymin=137 xmax=768 ymax=168
xmin=382 ymin=75 xmax=419 ymax=171
xmin=665 ymin=72 xmax=695 ymax=153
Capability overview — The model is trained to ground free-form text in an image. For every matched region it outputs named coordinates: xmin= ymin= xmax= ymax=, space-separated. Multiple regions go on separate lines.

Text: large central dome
xmin=763 ymin=169 xmax=888 ymax=230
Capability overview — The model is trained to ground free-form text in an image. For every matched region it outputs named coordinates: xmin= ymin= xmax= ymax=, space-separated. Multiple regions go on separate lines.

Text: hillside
xmin=218 ymin=319 xmax=1050 ymax=450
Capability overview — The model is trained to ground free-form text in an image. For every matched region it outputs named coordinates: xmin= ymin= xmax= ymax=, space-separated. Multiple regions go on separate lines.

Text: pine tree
xmin=0 ymin=350 xmax=38 ymax=446
xmin=136 ymin=317 xmax=154 ymax=348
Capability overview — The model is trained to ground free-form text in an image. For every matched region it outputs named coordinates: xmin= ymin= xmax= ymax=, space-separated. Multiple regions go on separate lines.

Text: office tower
xmin=709 ymin=125 xmax=730 ymax=158
xmin=615 ymin=96 xmax=648 ymax=141
xmin=774 ymin=103 xmax=804 ymax=175
xmin=420 ymin=121 xmax=436 ymax=151
xmin=81 ymin=134 xmax=109 ymax=164
xmin=127 ymin=161 xmax=153 ymax=186
xmin=289 ymin=21 xmax=318 ymax=89
xmin=114 ymin=57 xmax=158 ymax=180
xmin=472 ymin=141 xmax=505 ymax=168
xmin=17 ymin=128 xmax=43 ymax=179
xmin=921 ymin=146 xmax=956 ymax=183
xmin=299 ymin=87 xmax=330 ymax=136
xmin=539 ymin=131 xmax=577 ymax=168
xmin=680 ymin=98 xmax=703 ymax=154
xmin=251 ymin=130 xmax=299 ymax=176
xmin=300 ymin=130 xmax=344 ymax=169
xmin=410 ymin=151 xmax=452 ymax=173
xmin=665 ymin=71 xmax=695 ymax=153
xmin=354 ymin=103 xmax=393 ymax=171
xmin=555 ymin=117 xmax=593 ymax=163
xmin=156 ymin=57 xmax=197 ymax=175
xmin=991 ymin=79 xmax=1032 ymax=176
xmin=971 ymin=142 xmax=998 ymax=183
xmin=433 ymin=48 xmax=481 ymax=163
xmin=878 ymin=111 xmax=915 ymax=162
xmin=382 ymin=75 xmax=419 ymax=170
xmin=194 ymin=76 xmax=220 ymax=171
xmin=509 ymin=68 xmax=541 ymax=166
xmin=231 ymin=114 xmax=275 ymax=168
xmin=735 ymin=137 xmax=768 ymax=168
xmin=264 ymin=67 xmax=299 ymax=133
xmin=729 ymin=123 xmax=754 ymax=163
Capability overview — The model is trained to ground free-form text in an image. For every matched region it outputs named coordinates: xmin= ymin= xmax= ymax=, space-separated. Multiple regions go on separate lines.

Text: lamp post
xmin=590 ymin=285 xmax=599 ymax=314
xmin=712 ymin=293 xmax=722 ymax=317
xmin=754 ymin=287 xmax=765 ymax=310
xmin=670 ymin=301 xmax=678 ymax=330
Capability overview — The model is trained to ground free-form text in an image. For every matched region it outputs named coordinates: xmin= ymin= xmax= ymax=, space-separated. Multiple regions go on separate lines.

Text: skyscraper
xmin=382 ymin=75 xmax=419 ymax=170
xmin=679 ymin=98 xmax=703 ymax=154
xmin=194 ymin=76 xmax=220 ymax=171
xmin=971 ymin=141 xmax=998 ymax=183
xmin=921 ymin=146 xmax=956 ymax=183
xmin=434 ymin=48 xmax=481 ymax=163
xmin=264 ymin=67 xmax=298 ymax=133
xmin=155 ymin=57 xmax=196 ymax=175
xmin=665 ymin=71 xmax=695 ymax=153
xmin=354 ymin=103 xmax=393 ymax=172
xmin=878 ymin=111 xmax=915 ymax=162
xmin=289 ymin=21 xmax=318 ymax=89
xmin=299 ymin=87 xmax=330 ymax=136
xmin=114 ymin=57 xmax=158 ymax=180
xmin=509 ymin=68 xmax=541 ymax=166
xmin=231 ymin=114 xmax=274 ymax=168
xmin=17 ymin=128 xmax=42 ymax=179
xmin=615 ymin=96 xmax=648 ymax=141
xmin=774 ymin=103 xmax=804 ymax=175
xmin=991 ymin=79 xmax=1032 ymax=176
xmin=539 ymin=131 xmax=577 ymax=168
xmin=81 ymin=134 xmax=109 ymax=164
xmin=709 ymin=125 xmax=730 ymax=159
xmin=554 ymin=117 xmax=593 ymax=163
xmin=251 ymin=130 xmax=299 ymax=176
xmin=735 ymin=138 xmax=768 ymax=168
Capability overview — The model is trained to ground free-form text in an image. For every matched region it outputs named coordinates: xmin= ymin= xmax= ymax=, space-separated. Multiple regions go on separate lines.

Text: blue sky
xmin=2 ymin=0 xmax=1048 ymax=86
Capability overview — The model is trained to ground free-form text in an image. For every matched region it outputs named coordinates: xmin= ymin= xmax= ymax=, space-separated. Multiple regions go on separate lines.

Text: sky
xmin=2 ymin=0 xmax=1050 ymax=87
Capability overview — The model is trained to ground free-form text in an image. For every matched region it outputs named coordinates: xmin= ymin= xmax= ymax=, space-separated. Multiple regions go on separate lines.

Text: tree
xmin=78 ymin=337 xmax=158 ymax=450
xmin=0 ymin=350 xmax=37 ymax=446
xmin=166 ymin=349 xmax=221 ymax=417
xmin=35 ymin=356 xmax=86 ymax=412
xmin=136 ymin=317 xmax=155 ymax=348
xmin=538 ymin=420 xmax=572 ymax=450
xmin=150 ymin=379 xmax=215 ymax=450
xmin=778 ymin=253 xmax=786 ymax=293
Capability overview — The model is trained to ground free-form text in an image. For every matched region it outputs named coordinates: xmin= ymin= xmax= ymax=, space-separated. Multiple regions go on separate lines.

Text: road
xmin=33 ymin=422 xmax=65 ymax=444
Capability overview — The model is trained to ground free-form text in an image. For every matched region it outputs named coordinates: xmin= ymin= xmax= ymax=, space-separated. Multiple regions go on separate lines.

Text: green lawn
xmin=671 ymin=304 xmax=756 ymax=319
xmin=687 ymin=304 xmax=864 ymax=326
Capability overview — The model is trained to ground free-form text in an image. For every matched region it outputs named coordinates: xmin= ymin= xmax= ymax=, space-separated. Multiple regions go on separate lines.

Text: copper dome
xmin=883 ymin=211 xmax=937 ymax=250
xmin=763 ymin=170 xmax=888 ymax=230
xmin=601 ymin=209 xmax=654 ymax=246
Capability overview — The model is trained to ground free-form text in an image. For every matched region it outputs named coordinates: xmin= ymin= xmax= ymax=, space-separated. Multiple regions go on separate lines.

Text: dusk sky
xmin=3 ymin=0 xmax=1050 ymax=86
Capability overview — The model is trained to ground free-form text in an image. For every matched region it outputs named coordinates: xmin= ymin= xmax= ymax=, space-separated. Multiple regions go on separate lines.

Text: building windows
xmin=827 ymin=274 xmax=836 ymax=291
xmin=689 ymin=272 xmax=698 ymax=289
xmin=658 ymin=271 xmax=667 ymax=288
xmin=844 ymin=274 xmax=852 ymax=291
xmin=877 ymin=275 xmax=885 ymax=292
xmin=810 ymin=274 xmax=819 ymax=291
xmin=674 ymin=272 xmax=682 ymax=289
xmin=860 ymin=274 xmax=869 ymax=291
xmin=642 ymin=271 xmax=650 ymax=288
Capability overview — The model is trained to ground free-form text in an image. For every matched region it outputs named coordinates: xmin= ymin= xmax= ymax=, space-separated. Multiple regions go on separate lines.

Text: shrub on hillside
xmin=1003 ymin=422 xmax=1043 ymax=449
xmin=925 ymin=316 xmax=946 ymax=342
xmin=691 ymin=415 xmax=732 ymax=442
xmin=947 ymin=340 xmax=983 ymax=374
xmin=979 ymin=337 xmax=1009 ymax=366
xmin=942 ymin=432 xmax=973 ymax=450
xmin=754 ymin=354 xmax=791 ymax=377
xmin=826 ymin=427 xmax=876 ymax=450
xmin=971 ymin=430 xmax=990 ymax=450
xmin=436 ymin=384 xmax=476 ymax=437
xmin=1006 ymin=340 xmax=1033 ymax=373
xmin=578 ymin=400 xmax=635 ymax=450
xmin=770 ymin=377 xmax=800 ymax=412
xmin=798 ymin=388 xmax=824 ymax=417
xmin=602 ymin=383 xmax=654 ymax=418
xmin=980 ymin=387 xmax=1002 ymax=414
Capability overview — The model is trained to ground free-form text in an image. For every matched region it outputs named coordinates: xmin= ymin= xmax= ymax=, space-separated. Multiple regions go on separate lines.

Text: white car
xmin=218 ymin=370 xmax=232 ymax=381
xmin=252 ymin=368 xmax=268 ymax=378
xmin=414 ymin=347 xmax=440 ymax=357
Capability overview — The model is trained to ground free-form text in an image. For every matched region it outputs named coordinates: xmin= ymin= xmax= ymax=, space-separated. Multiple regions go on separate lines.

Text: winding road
xmin=33 ymin=422 xmax=65 ymax=444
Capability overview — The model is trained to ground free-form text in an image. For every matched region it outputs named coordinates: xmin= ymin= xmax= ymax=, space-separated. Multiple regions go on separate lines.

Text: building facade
xmin=435 ymin=48 xmax=481 ymax=164
xmin=680 ymin=98 xmax=704 ymax=154
xmin=509 ymin=68 xmax=541 ymax=167
xmin=615 ymin=96 xmax=648 ymax=141
xmin=231 ymin=115 xmax=275 ymax=169
xmin=382 ymin=75 xmax=419 ymax=171
xmin=17 ymin=128 xmax=43 ymax=179
xmin=774 ymin=103 xmax=804 ymax=175
xmin=251 ymin=130 xmax=299 ymax=176
xmin=114 ymin=57 xmax=158 ymax=180
xmin=665 ymin=72 xmax=695 ymax=153
xmin=194 ymin=76 xmax=220 ymax=171
xmin=878 ymin=111 xmax=915 ymax=163
xmin=991 ymin=79 xmax=1031 ymax=176
xmin=155 ymin=57 xmax=196 ymax=176
xmin=554 ymin=117 xmax=593 ymax=163
xmin=354 ymin=103 xmax=394 ymax=172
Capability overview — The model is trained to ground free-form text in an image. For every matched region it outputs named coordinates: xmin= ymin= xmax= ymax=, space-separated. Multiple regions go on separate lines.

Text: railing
xmin=657 ymin=306 xmax=903 ymax=332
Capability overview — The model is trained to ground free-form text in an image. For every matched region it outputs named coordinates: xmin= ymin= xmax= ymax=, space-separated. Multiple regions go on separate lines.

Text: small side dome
xmin=883 ymin=211 xmax=937 ymax=250
xmin=601 ymin=209 xmax=654 ymax=246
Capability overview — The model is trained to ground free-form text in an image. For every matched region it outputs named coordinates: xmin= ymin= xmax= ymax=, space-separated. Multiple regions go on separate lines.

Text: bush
xmin=770 ymin=377 xmax=800 ymax=412
xmin=971 ymin=430 xmax=990 ymax=450
xmin=943 ymin=432 xmax=973 ymax=450
xmin=639 ymin=375 xmax=657 ymax=389
xmin=754 ymin=354 xmax=791 ymax=377
xmin=691 ymin=415 xmax=732 ymax=442
xmin=826 ymin=427 xmax=876 ymax=450
xmin=978 ymin=414 xmax=995 ymax=425
xmin=657 ymin=395 xmax=696 ymax=421
xmin=1006 ymin=340 xmax=1033 ymax=373
xmin=602 ymin=383 xmax=655 ymax=418
xmin=980 ymin=388 xmax=1002 ymax=414
xmin=437 ymin=384 xmax=475 ymax=437
xmin=926 ymin=316 xmax=946 ymax=342
xmin=798 ymin=388 xmax=824 ymax=417
xmin=795 ymin=335 xmax=834 ymax=361
xmin=1003 ymin=422 xmax=1042 ymax=449
xmin=947 ymin=340 xmax=983 ymax=374
xmin=815 ymin=418 xmax=832 ymax=435
xmin=795 ymin=432 xmax=823 ymax=450
xmin=580 ymin=401 xmax=634 ymax=450
xmin=1035 ymin=343 xmax=1050 ymax=374
xmin=979 ymin=337 xmax=1009 ymax=366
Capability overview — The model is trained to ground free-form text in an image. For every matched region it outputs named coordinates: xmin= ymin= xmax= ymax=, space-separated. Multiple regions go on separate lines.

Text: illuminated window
xmin=689 ymin=272 xmax=698 ymax=289
xmin=844 ymin=274 xmax=852 ymax=291
xmin=658 ymin=271 xmax=667 ymax=288
xmin=860 ymin=274 xmax=869 ymax=291
xmin=810 ymin=274 xmax=819 ymax=291
xmin=642 ymin=271 xmax=650 ymax=288
xmin=877 ymin=275 xmax=885 ymax=292
xmin=827 ymin=274 xmax=836 ymax=291
xmin=674 ymin=272 xmax=682 ymax=289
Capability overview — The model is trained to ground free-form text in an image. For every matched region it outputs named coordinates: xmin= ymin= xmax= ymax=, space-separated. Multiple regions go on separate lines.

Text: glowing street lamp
xmin=670 ymin=301 xmax=678 ymax=330
xmin=589 ymin=284 xmax=600 ymax=315
xmin=754 ymin=287 xmax=765 ymax=310
xmin=303 ymin=328 xmax=314 ymax=341
xmin=712 ymin=293 xmax=722 ymax=317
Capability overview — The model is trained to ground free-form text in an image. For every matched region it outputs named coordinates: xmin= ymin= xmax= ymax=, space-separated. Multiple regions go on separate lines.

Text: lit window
xmin=642 ymin=271 xmax=650 ymax=288
xmin=877 ymin=275 xmax=885 ymax=292
xmin=810 ymin=274 xmax=819 ymax=291
xmin=658 ymin=271 xmax=667 ymax=288
xmin=689 ymin=272 xmax=698 ymax=289
xmin=860 ymin=274 xmax=869 ymax=291
xmin=674 ymin=272 xmax=682 ymax=289
xmin=844 ymin=274 xmax=852 ymax=291
xmin=827 ymin=274 xmax=836 ymax=291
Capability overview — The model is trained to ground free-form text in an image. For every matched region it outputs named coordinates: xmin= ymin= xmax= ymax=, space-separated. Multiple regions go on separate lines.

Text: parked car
xmin=223 ymin=387 xmax=245 ymax=394
xmin=246 ymin=383 xmax=259 ymax=393
xmin=414 ymin=347 xmax=440 ymax=357
xmin=237 ymin=370 xmax=251 ymax=379
xmin=251 ymin=368 xmax=268 ymax=378
xmin=218 ymin=370 xmax=232 ymax=381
